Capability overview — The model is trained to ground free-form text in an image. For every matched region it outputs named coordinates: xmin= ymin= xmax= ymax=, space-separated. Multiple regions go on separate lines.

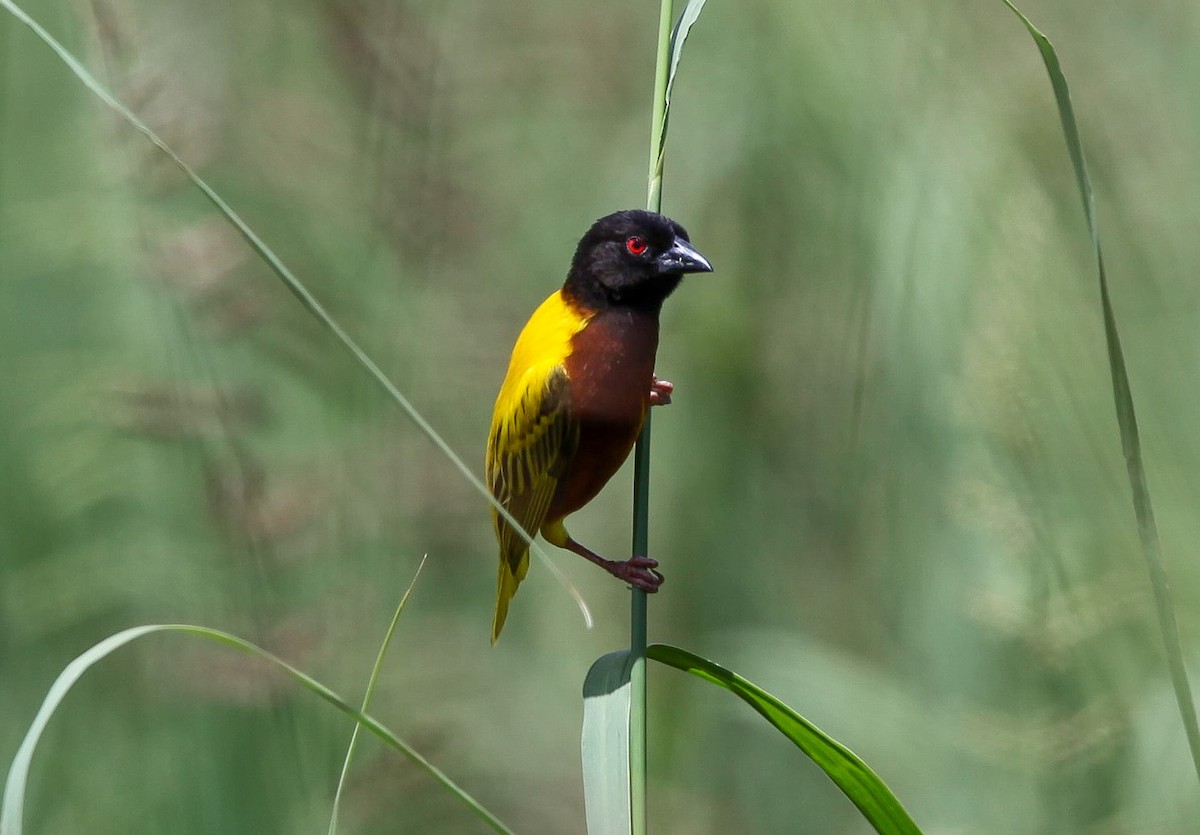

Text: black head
xmin=562 ymin=209 xmax=713 ymax=313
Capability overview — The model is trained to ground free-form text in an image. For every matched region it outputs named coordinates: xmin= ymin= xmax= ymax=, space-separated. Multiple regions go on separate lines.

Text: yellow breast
xmin=492 ymin=290 xmax=594 ymax=420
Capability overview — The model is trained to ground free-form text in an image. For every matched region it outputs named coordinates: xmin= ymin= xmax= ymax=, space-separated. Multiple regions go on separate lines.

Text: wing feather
xmin=486 ymin=364 xmax=578 ymax=641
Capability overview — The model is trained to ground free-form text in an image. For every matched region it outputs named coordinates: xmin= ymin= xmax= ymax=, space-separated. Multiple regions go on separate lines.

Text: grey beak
xmin=656 ymin=236 xmax=713 ymax=275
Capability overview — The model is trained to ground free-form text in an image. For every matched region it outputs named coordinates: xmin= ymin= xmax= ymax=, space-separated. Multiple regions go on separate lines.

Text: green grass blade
xmin=1001 ymin=0 xmax=1200 ymax=786
xmin=0 ymin=0 xmax=593 ymax=633
xmin=647 ymin=0 xmax=709 ymax=207
xmin=328 ymin=555 xmax=427 ymax=835
xmin=581 ymin=650 xmax=638 ymax=835
xmin=1 ymin=624 xmax=513 ymax=835
xmin=648 ymin=644 xmax=922 ymax=835
xmin=666 ymin=0 xmax=709 ymax=105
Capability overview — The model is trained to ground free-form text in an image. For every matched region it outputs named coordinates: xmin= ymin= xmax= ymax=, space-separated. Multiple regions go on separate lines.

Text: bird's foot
xmin=649 ymin=375 xmax=673 ymax=407
xmin=603 ymin=556 xmax=664 ymax=592
xmin=562 ymin=535 xmax=665 ymax=592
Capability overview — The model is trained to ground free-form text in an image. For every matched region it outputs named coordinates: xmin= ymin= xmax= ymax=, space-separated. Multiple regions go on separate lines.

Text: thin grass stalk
xmin=2 ymin=624 xmax=513 ymax=835
xmin=645 ymin=0 xmax=674 ymax=212
xmin=328 ymin=556 xmax=426 ymax=835
xmin=0 ymin=0 xmax=596 ymax=631
xmin=1001 ymin=0 xmax=1200 ymax=787
xmin=629 ymin=0 xmax=675 ymax=831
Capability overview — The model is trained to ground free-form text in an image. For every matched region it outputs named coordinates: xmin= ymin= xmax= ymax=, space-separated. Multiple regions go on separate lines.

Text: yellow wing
xmin=486 ymin=291 xmax=593 ymax=643
xmin=486 ymin=365 xmax=578 ymax=642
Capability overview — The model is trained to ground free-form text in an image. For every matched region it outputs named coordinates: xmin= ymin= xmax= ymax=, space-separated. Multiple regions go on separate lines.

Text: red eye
xmin=626 ymin=236 xmax=648 ymax=256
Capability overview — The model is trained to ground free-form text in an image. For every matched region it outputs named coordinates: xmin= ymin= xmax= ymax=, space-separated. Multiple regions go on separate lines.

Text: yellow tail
xmin=491 ymin=548 xmax=530 ymax=644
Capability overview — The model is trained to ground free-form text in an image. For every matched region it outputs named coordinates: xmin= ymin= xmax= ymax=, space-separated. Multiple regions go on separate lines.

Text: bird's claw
xmin=608 ymin=555 xmax=664 ymax=592
xmin=649 ymin=376 xmax=673 ymax=407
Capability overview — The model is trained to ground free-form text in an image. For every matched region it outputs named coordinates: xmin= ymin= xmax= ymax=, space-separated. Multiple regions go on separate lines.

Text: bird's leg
xmin=562 ymin=535 xmax=664 ymax=592
xmin=649 ymin=375 xmax=673 ymax=407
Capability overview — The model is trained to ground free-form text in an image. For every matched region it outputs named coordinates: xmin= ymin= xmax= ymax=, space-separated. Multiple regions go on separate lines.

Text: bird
xmin=486 ymin=209 xmax=713 ymax=642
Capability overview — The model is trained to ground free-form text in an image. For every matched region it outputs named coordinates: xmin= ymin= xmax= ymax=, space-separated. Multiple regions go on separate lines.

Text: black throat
xmin=561 ymin=268 xmax=682 ymax=316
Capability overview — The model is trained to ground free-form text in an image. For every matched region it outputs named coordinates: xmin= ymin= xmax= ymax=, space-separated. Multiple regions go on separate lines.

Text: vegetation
xmin=1 ymin=0 xmax=1198 ymax=832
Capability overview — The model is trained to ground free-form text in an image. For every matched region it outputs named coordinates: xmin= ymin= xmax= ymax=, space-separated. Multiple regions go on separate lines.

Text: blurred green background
xmin=3 ymin=0 xmax=1200 ymax=832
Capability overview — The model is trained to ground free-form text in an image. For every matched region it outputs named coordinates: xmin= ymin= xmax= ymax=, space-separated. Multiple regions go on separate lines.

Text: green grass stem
xmin=630 ymin=0 xmax=677 ymax=830
xmin=630 ymin=3 xmax=709 ymax=829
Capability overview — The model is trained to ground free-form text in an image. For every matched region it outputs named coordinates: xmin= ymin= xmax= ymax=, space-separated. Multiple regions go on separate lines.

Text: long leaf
xmin=1001 ymin=0 xmax=1200 ymax=785
xmin=665 ymin=0 xmax=709 ymax=106
xmin=1 ymin=624 xmax=512 ymax=835
xmin=581 ymin=651 xmax=638 ymax=835
xmin=646 ymin=0 xmax=710 ymax=207
xmin=648 ymin=644 xmax=922 ymax=835
xmin=0 ymin=0 xmax=592 ymax=632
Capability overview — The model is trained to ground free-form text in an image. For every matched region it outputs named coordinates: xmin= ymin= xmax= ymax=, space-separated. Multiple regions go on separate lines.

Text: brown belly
xmin=547 ymin=307 xmax=660 ymax=521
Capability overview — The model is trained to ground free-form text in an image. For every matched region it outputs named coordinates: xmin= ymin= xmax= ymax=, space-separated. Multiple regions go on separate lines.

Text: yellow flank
xmin=487 ymin=290 xmax=594 ymax=642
